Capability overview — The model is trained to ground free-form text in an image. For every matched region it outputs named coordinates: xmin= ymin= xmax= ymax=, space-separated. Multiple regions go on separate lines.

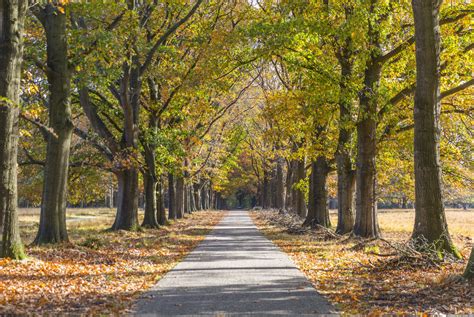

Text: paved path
xmin=135 ymin=210 xmax=335 ymax=316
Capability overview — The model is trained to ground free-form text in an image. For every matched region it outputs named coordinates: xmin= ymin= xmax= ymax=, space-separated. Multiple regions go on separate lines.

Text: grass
xmin=251 ymin=209 xmax=473 ymax=315
xmin=1 ymin=209 xmax=225 ymax=314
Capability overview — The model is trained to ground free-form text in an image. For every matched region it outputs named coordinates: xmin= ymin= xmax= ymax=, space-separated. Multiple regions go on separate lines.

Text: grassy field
xmin=329 ymin=208 xmax=473 ymax=238
xmin=18 ymin=208 xmax=138 ymax=244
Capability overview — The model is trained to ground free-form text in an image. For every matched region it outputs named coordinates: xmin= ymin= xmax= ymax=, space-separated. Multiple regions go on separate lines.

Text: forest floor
xmin=0 ymin=209 xmax=225 ymax=314
xmin=251 ymin=210 xmax=473 ymax=315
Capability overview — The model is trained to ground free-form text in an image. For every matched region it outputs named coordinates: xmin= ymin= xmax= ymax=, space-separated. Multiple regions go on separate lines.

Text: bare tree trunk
xmin=354 ymin=8 xmax=381 ymax=238
xmin=141 ymin=79 xmax=160 ymax=228
xmin=168 ymin=173 xmax=176 ymax=219
xmin=411 ymin=0 xmax=459 ymax=257
xmin=194 ymin=182 xmax=201 ymax=211
xmin=112 ymin=169 xmax=139 ymax=230
xmin=262 ymin=169 xmax=271 ymax=209
xmin=34 ymin=3 xmax=73 ymax=245
xmin=336 ymin=37 xmax=355 ymax=234
xmin=285 ymin=160 xmax=295 ymax=212
xmin=0 ymin=0 xmax=26 ymax=259
xmin=187 ymin=186 xmax=193 ymax=212
xmin=157 ymin=174 xmax=166 ymax=225
xmin=295 ymin=159 xmax=307 ymax=218
xmin=142 ymin=170 xmax=159 ymax=228
xmin=189 ymin=183 xmax=196 ymax=212
xmin=274 ymin=157 xmax=285 ymax=210
xmin=175 ymin=174 xmax=184 ymax=219
xmin=305 ymin=156 xmax=331 ymax=228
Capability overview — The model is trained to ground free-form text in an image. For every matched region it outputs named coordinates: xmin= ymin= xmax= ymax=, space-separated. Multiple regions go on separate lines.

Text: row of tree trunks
xmin=0 ymin=0 xmax=27 ymax=259
xmin=294 ymin=159 xmax=307 ymax=217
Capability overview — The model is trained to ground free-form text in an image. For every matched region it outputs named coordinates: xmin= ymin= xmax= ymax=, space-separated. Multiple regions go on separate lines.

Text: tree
xmin=0 ymin=0 xmax=27 ymax=259
xmin=32 ymin=2 xmax=73 ymax=245
xmin=75 ymin=1 xmax=204 ymax=230
xmin=410 ymin=0 xmax=460 ymax=257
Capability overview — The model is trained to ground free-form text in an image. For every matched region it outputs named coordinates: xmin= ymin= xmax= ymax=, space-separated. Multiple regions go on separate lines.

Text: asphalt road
xmin=135 ymin=210 xmax=336 ymax=316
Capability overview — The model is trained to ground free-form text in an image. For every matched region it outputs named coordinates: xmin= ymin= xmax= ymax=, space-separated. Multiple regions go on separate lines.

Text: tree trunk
xmin=336 ymin=39 xmax=355 ymax=234
xmin=201 ymin=181 xmax=210 ymax=210
xmin=168 ymin=173 xmax=176 ymax=220
xmin=142 ymin=171 xmax=159 ymax=228
xmin=464 ymin=246 xmax=473 ymax=279
xmin=0 ymin=0 xmax=26 ymax=259
xmin=274 ymin=157 xmax=285 ymax=210
xmin=157 ymin=174 xmax=167 ymax=225
xmin=175 ymin=175 xmax=184 ymax=219
xmin=262 ymin=169 xmax=271 ymax=209
xmin=285 ymin=160 xmax=295 ymax=212
xmin=112 ymin=169 xmax=139 ymax=230
xmin=141 ymin=80 xmax=159 ymax=228
xmin=354 ymin=14 xmax=381 ymax=238
xmin=411 ymin=0 xmax=459 ymax=257
xmin=187 ymin=186 xmax=193 ymax=212
xmin=305 ymin=156 xmax=330 ymax=228
xmin=189 ymin=184 xmax=196 ymax=212
xmin=193 ymin=182 xmax=201 ymax=211
xmin=34 ymin=4 xmax=73 ymax=245
xmin=295 ymin=159 xmax=307 ymax=218
xmin=184 ymin=184 xmax=189 ymax=214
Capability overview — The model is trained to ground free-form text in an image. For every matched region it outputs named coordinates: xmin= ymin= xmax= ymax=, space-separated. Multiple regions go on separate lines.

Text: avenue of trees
xmin=0 ymin=0 xmax=472 ymax=278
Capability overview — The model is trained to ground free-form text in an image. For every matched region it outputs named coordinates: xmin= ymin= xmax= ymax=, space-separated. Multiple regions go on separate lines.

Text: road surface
xmin=135 ymin=210 xmax=336 ymax=316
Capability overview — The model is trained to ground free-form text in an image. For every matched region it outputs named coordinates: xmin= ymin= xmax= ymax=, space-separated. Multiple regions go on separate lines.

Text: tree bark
xmin=157 ymin=174 xmax=167 ymax=225
xmin=411 ymin=0 xmax=459 ymax=257
xmin=184 ymin=184 xmax=189 ymax=214
xmin=305 ymin=156 xmax=331 ymax=228
xmin=294 ymin=159 xmax=307 ymax=218
xmin=201 ymin=181 xmax=210 ymax=210
xmin=285 ymin=160 xmax=295 ymax=212
xmin=34 ymin=4 xmax=73 ymax=245
xmin=168 ymin=173 xmax=176 ymax=219
xmin=189 ymin=183 xmax=196 ymax=212
xmin=274 ymin=157 xmax=285 ymax=210
xmin=142 ymin=170 xmax=159 ymax=228
xmin=336 ymin=37 xmax=355 ymax=234
xmin=141 ymin=79 xmax=160 ymax=228
xmin=112 ymin=169 xmax=139 ymax=230
xmin=0 ymin=0 xmax=26 ymax=259
xmin=175 ymin=174 xmax=184 ymax=218
xmin=193 ymin=182 xmax=201 ymax=210
xmin=354 ymin=7 xmax=381 ymax=238
xmin=262 ymin=169 xmax=271 ymax=209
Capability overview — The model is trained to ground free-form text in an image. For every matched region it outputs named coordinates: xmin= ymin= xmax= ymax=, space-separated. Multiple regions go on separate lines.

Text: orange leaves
xmin=251 ymin=211 xmax=473 ymax=315
xmin=0 ymin=211 xmax=224 ymax=314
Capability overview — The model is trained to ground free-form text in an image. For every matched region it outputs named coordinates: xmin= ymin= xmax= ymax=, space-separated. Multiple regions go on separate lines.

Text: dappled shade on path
xmin=135 ymin=210 xmax=335 ymax=315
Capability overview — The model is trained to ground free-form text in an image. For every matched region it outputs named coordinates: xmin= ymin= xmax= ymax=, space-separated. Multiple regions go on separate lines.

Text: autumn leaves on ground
xmin=252 ymin=210 xmax=473 ymax=315
xmin=0 ymin=210 xmax=224 ymax=314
